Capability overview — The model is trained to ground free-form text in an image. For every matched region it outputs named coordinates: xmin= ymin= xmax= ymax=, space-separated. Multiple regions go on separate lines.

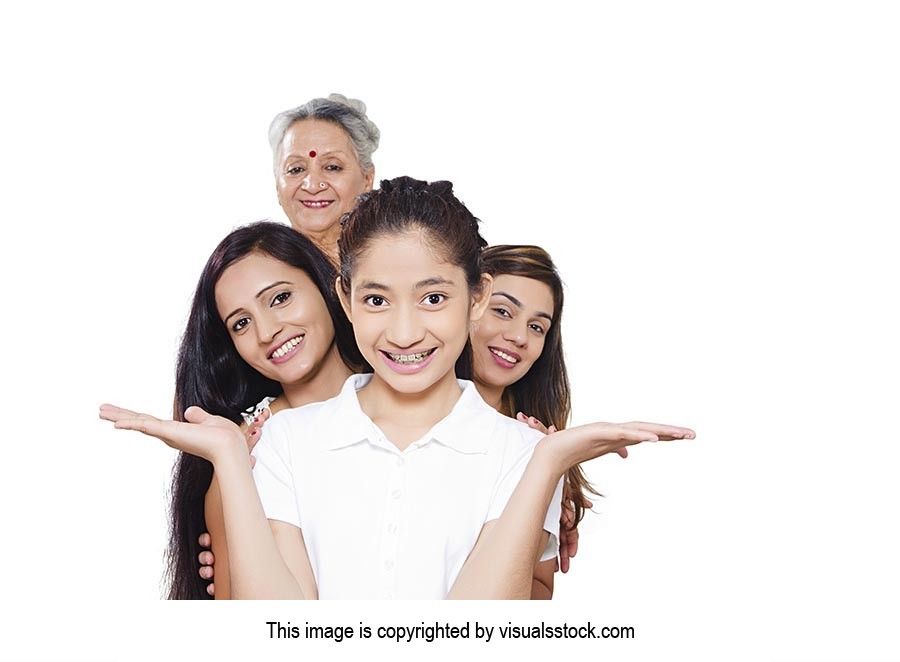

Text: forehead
xmin=214 ymin=252 xmax=317 ymax=314
xmin=491 ymin=274 xmax=554 ymax=317
xmin=352 ymin=231 xmax=466 ymax=289
xmin=279 ymin=119 xmax=355 ymax=160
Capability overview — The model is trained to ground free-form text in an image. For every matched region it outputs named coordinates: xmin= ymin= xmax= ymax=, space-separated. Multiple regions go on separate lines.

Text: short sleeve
xmin=251 ymin=415 xmax=301 ymax=528
xmin=540 ymin=477 xmax=564 ymax=562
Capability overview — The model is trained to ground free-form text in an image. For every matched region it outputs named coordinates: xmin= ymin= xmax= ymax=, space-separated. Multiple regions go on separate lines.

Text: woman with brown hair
xmin=470 ymin=245 xmax=604 ymax=576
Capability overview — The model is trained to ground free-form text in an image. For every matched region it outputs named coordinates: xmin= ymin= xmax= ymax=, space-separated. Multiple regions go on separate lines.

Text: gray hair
xmin=268 ymin=93 xmax=380 ymax=173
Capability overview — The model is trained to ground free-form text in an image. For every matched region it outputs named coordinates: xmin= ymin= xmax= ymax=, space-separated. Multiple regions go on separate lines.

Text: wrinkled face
xmin=341 ymin=231 xmax=489 ymax=395
xmin=215 ymin=253 xmax=337 ymax=385
xmin=470 ymin=274 xmax=554 ymax=389
xmin=275 ymin=119 xmax=374 ymax=240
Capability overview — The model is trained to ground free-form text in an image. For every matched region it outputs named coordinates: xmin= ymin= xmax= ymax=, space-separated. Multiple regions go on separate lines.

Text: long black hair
xmin=166 ymin=221 xmax=365 ymax=599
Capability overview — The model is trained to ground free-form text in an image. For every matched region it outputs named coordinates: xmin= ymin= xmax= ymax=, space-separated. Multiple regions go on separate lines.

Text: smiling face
xmin=470 ymin=274 xmax=555 ymax=390
xmin=215 ymin=252 xmax=337 ymax=386
xmin=275 ymin=119 xmax=374 ymax=249
xmin=340 ymin=231 xmax=490 ymax=396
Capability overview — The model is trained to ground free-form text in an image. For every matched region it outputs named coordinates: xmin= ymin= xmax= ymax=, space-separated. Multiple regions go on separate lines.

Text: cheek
xmin=231 ymin=335 xmax=256 ymax=364
xmin=470 ymin=317 xmax=499 ymax=346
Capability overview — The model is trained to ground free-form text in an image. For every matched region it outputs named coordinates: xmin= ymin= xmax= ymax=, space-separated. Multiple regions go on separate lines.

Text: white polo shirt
xmin=252 ymin=374 xmax=563 ymax=599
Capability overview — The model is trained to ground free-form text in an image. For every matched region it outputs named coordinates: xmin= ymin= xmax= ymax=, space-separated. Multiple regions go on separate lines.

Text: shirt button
xmin=384 ymin=560 xmax=394 ymax=570
xmin=387 ymin=523 xmax=398 ymax=534
xmin=391 ymin=489 xmax=402 ymax=499
xmin=395 ymin=457 xmax=404 ymax=468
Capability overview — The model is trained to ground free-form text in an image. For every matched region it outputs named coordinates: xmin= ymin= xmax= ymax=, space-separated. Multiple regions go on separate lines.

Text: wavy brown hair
xmin=482 ymin=245 xmax=598 ymax=528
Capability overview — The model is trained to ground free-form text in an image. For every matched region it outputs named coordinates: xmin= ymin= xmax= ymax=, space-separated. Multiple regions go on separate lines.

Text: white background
xmin=1 ymin=2 xmax=898 ymax=661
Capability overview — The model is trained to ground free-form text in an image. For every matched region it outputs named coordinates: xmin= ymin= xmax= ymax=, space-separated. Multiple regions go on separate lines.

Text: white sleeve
xmin=540 ymin=477 xmax=564 ymax=562
xmin=251 ymin=414 xmax=301 ymax=528
xmin=486 ymin=439 xmax=564 ymax=563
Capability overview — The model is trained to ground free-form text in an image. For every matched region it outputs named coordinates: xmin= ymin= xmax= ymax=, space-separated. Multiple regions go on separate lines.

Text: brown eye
xmin=272 ymin=292 xmax=291 ymax=306
xmin=424 ymin=294 xmax=445 ymax=306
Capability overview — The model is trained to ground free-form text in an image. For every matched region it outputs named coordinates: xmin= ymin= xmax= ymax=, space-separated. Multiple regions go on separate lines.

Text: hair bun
xmin=328 ymin=93 xmax=368 ymax=117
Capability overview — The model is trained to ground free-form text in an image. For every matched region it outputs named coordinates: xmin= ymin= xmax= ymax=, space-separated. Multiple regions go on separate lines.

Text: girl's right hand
xmin=99 ymin=404 xmax=246 ymax=463
xmin=535 ymin=421 xmax=695 ymax=475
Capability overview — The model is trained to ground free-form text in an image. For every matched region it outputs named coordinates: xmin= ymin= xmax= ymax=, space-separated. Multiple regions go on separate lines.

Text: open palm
xmin=99 ymin=404 xmax=245 ymax=463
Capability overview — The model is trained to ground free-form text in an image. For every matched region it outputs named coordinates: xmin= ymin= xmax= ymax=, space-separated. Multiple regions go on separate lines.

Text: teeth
xmin=303 ymin=201 xmax=331 ymax=208
xmin=272 ymin=336 xmax=302 ymax=358
xmin=490 ymin=348 xmax=519 ymax=363
xmin=387 ymin=349 xmax=433 ymax=364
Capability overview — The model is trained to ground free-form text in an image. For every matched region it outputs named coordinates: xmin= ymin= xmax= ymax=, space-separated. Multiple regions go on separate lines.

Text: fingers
xmin=99 ymin=404 xmax=150 ymax=423
xmin=245 ymin=408 xmax=271 ymax=453
xmin=617 ymin=448 xmax=629 ymax=458
xmin=250 ymin=455 xmax=257 ymax=469
xmin=198 ymin=551 xmax=214 ymax=566
xmin=207 ymin=582 xmax=215 ymax=597
xmin=576 ymin=422 xmax=659 ymax=443
xmin=246 ymin=427 xmax=261 ymax=452
xmin=198 ymin=533 xmax=210 ymax=548
xmin=620 ymin=422 xmax=695 ymax=440
xmin=569 ymin=526 xmax=579 ymax=559
xmin=199 ymin=565 xmax=214 ymax=580
xmin=517 ymin=412 xmax=551 ymax=435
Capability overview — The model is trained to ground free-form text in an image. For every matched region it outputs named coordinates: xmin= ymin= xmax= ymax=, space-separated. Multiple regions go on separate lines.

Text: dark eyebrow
xmin=493 ymin=291 xmax=523 ymax=308
xmin=223 ymin=281 xmax=292 ymax=324
xmin=358 ymin=280 xmax=391 ymax=292
xmin=494 ymin=291 xmax=553 ymax=322
xmin=415 ymin=277 xmax=454 ymax=289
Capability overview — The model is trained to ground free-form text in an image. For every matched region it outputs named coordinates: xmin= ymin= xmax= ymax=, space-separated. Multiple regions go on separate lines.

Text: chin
xmin=295 ymin=217 xmax=340 ymax=235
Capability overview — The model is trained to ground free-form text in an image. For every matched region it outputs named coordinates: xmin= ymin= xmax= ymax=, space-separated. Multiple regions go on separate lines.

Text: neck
xmin=358 ymin=369 xmax=463 ymax=433
xmin=280 ymin=342 xmax=352 ymax=408
xmin=307 ymin=229 xmax=341 ymax=268
xmin=474 ymin=378 xmax=506 ymax=414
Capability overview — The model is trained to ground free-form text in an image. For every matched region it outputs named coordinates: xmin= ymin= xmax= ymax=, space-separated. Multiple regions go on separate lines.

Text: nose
xmin=385 ymin=305 xmax=426 ymax=349
xmin=502 ymin=322 xmax=527 ymax=348
xmin=255 ymin=313 xmax=284 ymax=346
xmin=300 ymin=173 xmax=329 ymax=192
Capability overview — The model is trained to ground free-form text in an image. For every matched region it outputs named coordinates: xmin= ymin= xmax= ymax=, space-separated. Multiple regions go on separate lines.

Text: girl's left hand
xmin=99 ymin=404 xmax=246 ymax=463
xmin=518 ymin=412 xmax=628 ymax=458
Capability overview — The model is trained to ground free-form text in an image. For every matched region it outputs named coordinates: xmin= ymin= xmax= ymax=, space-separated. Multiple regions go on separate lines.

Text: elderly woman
xmin=269 ymin=94 xmax=380 ymax=265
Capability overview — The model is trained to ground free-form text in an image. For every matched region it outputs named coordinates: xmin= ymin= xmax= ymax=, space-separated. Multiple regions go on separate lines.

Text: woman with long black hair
xmin=166 ymin=221 xmax=364 ymax=599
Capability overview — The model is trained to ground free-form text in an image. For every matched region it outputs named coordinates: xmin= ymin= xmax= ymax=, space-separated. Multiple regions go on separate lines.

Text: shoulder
xmin=487 ymin=411 xmax=546 ymax=465
xmin=265 ymin=374 xmax=367 ymax=435
xmin=266 ymin=394 xmax=337 ymax=431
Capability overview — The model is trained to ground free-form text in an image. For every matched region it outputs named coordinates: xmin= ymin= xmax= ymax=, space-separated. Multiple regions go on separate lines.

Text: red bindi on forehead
xmin=308 ymin=150 xmax=317 ymax=158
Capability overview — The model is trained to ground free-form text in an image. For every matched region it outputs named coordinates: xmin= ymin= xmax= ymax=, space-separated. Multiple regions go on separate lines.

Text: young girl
xmin=102 ymin=177 xmax=692 ymax=599
xmin=166 ymin=221 xmax=365 ymax=599
xmin=199 ymin=244 xmax=595 ymax=591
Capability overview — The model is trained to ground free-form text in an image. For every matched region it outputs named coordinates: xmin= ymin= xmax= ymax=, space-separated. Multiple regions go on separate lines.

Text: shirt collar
xmin=323 ymin=374 xmax=496 ymax=455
